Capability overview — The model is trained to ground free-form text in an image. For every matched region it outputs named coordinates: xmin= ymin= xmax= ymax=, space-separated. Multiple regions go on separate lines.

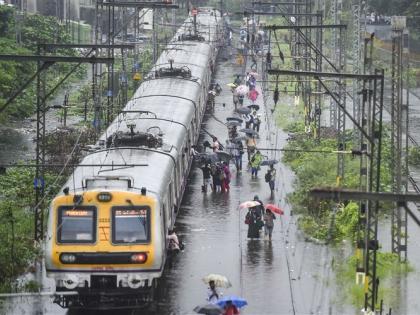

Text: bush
xmin=0 ymin=167 xmax=63 ymax=292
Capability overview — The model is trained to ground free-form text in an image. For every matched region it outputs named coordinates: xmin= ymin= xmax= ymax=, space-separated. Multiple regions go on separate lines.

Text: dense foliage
xmin=0 ymin=168 xmax=63 ymax=292
xmin=335 ymin=252 xmax=412 ymax=308
xmin=0 ymin=6 xmax=85 ymax=123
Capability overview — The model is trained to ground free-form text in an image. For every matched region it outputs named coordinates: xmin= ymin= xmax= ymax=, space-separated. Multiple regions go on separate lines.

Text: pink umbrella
xmin=266 ymin=204 xmax=284 ymax=215
xmin=235 ymin=84 xmax=249 ymax=96
xmin=239 ymin=201 xmax=260 ymax=209
xmin=249 ymin=71 xmax=259 ymax=77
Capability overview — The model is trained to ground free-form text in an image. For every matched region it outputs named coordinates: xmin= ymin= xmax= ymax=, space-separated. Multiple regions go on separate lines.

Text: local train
xmin=45 ymin=8 xmax=223 ymax=309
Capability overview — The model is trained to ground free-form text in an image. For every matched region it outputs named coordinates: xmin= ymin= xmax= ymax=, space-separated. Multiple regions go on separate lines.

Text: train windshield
xmin=57 ymin=207 xmax=96 ymax=243
xmin=112 ymin=207 xmax=150 ymax=244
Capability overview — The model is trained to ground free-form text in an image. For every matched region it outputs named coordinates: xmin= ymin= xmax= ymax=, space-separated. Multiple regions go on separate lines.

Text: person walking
xmin=265 ymin=165 xmax=276 ymax=197
xmin=232 ymin=140 xmax=243 ymax=171
xmin=212 ymin=137 xmax=220 ymax=152
xmin=263 ymin=209 xmax=276 ymax=241
xmin=245 ymin=208 xmax=259 ymax=239
xmin=223 ymin=300 xmax=240 ymax=315
xmin=246 ymin=135 xmax=257 ymax=162
xmin=253 ymin=114 xmax=261 ymax=132
xmin=234 ymin=75 xmax=242 ymax=86
xmin=221 ymin=162 xmax=231 ymax=193
xmin=248 ymin=88 xmax=259 ymax=103
xmin=201 ymin=163 xmax=212 ymax=192
xmin=266 ymin=51 xmax=272 ymax=69
xmin=244 ymin=114 xmax=253 ymax=129
xmin=212 ymin=163 xmax=222 ymax=192
xmin=250 ymin=150 xmax=263 ymax=177
xmin=207 ymin=280 xmax=220 ymax=303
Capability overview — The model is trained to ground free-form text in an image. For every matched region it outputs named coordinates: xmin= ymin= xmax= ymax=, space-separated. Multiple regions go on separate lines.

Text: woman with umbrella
xmin=263 ymin=209 xmax=276 ymax=241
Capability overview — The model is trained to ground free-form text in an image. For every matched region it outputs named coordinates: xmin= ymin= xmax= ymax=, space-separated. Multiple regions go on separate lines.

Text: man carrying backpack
xmin=265 ymin=165 xmax=276 ymax=197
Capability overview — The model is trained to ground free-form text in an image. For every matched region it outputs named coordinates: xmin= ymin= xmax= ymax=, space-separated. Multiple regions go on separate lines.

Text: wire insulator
xmin=273 ymin=87 xmax=279 ymax=105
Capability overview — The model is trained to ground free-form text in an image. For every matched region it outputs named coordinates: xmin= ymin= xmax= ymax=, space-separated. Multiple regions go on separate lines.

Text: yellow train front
xmin=45 ymin=189 xmax=163 ymax=309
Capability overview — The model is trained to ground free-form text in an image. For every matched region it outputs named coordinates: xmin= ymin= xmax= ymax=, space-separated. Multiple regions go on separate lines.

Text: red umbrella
xmin=266 ymin=204 xmax=284 ymax=215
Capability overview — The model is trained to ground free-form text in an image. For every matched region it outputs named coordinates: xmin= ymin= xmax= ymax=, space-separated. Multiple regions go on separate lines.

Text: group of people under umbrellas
xmin=243 ymin=195 xmax=277 ymax=241
xmin=194 ymin=274 xmax=247 ymax=315
xmin=195 ymin=72 xmax=279 ymax=198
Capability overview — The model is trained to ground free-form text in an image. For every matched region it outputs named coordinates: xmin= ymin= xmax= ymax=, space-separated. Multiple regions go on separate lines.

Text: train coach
xmin=45 ymin=8 xmax=223 ymax=309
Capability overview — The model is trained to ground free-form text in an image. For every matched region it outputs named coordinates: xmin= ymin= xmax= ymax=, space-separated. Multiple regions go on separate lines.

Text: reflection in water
xmin=263 ymin=241 xmax=274 ymax=267
xmin=246 ymin=240 xmax=262 ymax=266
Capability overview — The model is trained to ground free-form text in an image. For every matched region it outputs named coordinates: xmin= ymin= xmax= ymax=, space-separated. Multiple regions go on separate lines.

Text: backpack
xmin=265 ymin=171 xmax=271 ymax=183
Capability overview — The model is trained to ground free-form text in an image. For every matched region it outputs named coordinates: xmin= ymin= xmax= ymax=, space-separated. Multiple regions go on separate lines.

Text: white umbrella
xmin=203 ymin=274 xmax=232 ymax=288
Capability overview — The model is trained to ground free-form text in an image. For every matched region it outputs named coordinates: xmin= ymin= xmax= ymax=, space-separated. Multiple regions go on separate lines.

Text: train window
xmin=57 ymin=206 xmax=96 ymax=244
xmin=111 ymin=206 xmax=150 ymax=244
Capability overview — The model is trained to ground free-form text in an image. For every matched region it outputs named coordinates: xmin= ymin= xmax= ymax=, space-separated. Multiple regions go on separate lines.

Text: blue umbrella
xmin=216 ymin=296 xmax=248 ymax=309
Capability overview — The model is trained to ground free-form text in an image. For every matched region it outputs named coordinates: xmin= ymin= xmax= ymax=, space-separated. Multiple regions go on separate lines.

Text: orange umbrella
xmin=266 ymin=204 xmax=284 ymax=215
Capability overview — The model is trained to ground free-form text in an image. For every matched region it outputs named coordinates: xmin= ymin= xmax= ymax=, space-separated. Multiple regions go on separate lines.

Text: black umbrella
xmin=226 ymin=117 xmax=243 ymax=123
xmin=261 ymin=159 xmax=278 ymax=166
xmin=247 ymin=104 xmax=260 ymax=111
xmin=226 ymin=121 xmax=242 ymax=127
xmin=193 ymin=303 xmax=223 ymax=315
xmin=216 ymin=151 xmax=232 ymax=162
xmin=236 ymin=107 xmax=252 ymax=115
xmin=239 ymin=128 xmax=259 ymax=136
xmin=231 ymin=136 xmax=247 ymax=143
xmin=196 ymin=153 xmax=218 ymax=163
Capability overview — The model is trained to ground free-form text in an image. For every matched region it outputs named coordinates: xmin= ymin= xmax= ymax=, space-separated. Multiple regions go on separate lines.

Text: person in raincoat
xmin=250 ymin=150 xmax=263 ymax=177
xmin=248 ymin=88 xmax=259 ymax=102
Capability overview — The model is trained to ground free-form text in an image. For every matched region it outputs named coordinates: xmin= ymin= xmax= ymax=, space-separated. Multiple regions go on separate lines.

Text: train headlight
xmin=127 ymin=275 xmax=144 ymax=289
xmin=60 ymin=253 xmax=76 ymax=264
xmin=97 ymin=192 xmax=112 ymax=202
xmin=131 ymin=253 xmax=147 ymax=263
xmin=62 ymin=275 xmax=79 ymax=290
